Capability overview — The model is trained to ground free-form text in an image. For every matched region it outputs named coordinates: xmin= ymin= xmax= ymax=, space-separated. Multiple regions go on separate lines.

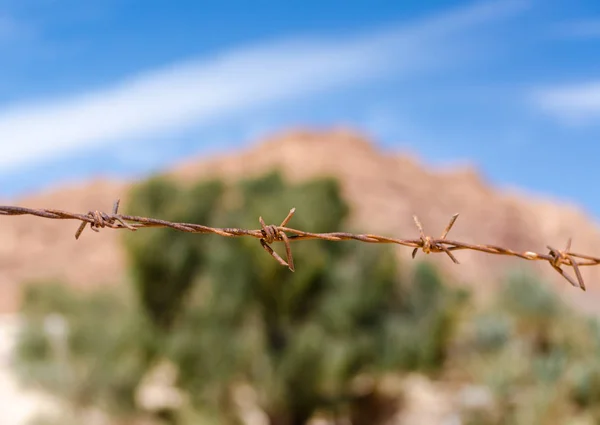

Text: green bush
xmin=124 ymin=176 xmax=225 ymax=330
xmin=125 ymin=171 xmax=466 ymax=424
xmin=456 ymin=271 xmax=600 ymax=425
xmin=13 ymin=282 xmax=155 ymax=418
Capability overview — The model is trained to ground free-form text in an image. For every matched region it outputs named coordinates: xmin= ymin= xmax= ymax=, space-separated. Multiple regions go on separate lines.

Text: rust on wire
xmin=1 ymin=200 xmax=599 ymax=291
xmin=547 ymin=238 xmax=585 ymax=290
xmin=75 ymin=199 xmax=137 ymax=240
xmin=259 ymin=208 xmax=296 ymax=272
xmin=411 ymin=213 xmax=460 ymax=264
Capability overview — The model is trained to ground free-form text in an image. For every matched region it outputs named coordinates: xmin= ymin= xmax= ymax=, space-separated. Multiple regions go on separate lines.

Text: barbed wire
xmin=1 ymin=199 xmax=598 ymax=291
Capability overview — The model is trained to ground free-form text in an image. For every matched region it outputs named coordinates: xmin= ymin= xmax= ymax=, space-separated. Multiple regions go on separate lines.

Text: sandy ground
xmin=0 ymin=314 xmax=60 ymax=425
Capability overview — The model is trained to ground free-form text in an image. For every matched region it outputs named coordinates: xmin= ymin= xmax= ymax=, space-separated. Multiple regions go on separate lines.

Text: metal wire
xmin=1 ymin=199 xmax=598 ymax=291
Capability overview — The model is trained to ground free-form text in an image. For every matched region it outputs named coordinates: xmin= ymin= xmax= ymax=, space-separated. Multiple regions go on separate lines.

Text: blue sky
xmin=1 ymin=0 xmax=600 ymax=218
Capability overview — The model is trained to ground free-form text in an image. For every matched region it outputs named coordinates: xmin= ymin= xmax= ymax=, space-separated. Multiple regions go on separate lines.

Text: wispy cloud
xmin=0 ymin=0 xmax=529 ymax=171
xmin=552 ymin=19 xmax=600 ymax=39
xmin=0 ymin=14 xmax=27 ymax=42
xmin=531 ymin=81 xmax=600 ymax=125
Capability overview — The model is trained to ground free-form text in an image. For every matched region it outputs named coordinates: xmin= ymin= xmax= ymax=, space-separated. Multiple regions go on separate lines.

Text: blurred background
xmin=2 ymin=0 xmax=600 ymax=424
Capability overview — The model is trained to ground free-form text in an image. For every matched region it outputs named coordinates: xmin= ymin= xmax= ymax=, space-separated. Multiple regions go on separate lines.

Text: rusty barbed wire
xmin=1 ymin=199 xmax=599 ymax=291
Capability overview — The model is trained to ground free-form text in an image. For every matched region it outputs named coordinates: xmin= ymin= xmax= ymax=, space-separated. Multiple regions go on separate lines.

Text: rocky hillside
xmin=1 ymin=129 xmax=599 ymax=313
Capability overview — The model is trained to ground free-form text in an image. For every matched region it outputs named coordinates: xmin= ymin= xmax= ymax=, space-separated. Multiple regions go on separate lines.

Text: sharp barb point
xmin=565 ymin=237 xmax=572 ymax=253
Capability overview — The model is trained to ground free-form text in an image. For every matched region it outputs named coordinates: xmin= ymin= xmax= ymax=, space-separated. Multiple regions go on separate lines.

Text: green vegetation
xmin=459 ymin=273 xmax=600 ymax=425
xmin=11 ymin=170 xmax=600 ymax=425
xmin=14 ymin=282 xmax=155 ymax=421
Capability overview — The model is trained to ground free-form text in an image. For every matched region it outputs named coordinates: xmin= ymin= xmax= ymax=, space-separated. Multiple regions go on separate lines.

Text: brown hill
xmin=1 ymin=129 xmax=599 ymax=314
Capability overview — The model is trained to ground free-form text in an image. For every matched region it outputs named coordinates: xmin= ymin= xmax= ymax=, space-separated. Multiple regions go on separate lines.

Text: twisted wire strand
xmin=1 ymin=200 xmax=597 ymax=291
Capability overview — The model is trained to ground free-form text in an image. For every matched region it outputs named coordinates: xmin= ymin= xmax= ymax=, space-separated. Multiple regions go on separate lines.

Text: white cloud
xmin=0 ymin=0 xmax=529 ymax=171
xmin=553 ymin=19 xmax=600 ymax=39
xmin=532 ymin=81 xmax=600 ymax=125
xmin=0 ymin=14 xmax=23 ymax=41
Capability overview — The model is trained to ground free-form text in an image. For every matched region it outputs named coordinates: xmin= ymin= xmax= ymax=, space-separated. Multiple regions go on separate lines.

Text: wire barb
xmin=0 ymin=203 xmax=598 ymax=291
xmin=74 ymin=199 xmax=137 ymax=240
xmin=259 ymin=208 xmax=296 ymax=272
xmin=547 ymin=238 xmax=586 ymax=291
xmin=411 ymin=213 xmax=460 ymax=264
